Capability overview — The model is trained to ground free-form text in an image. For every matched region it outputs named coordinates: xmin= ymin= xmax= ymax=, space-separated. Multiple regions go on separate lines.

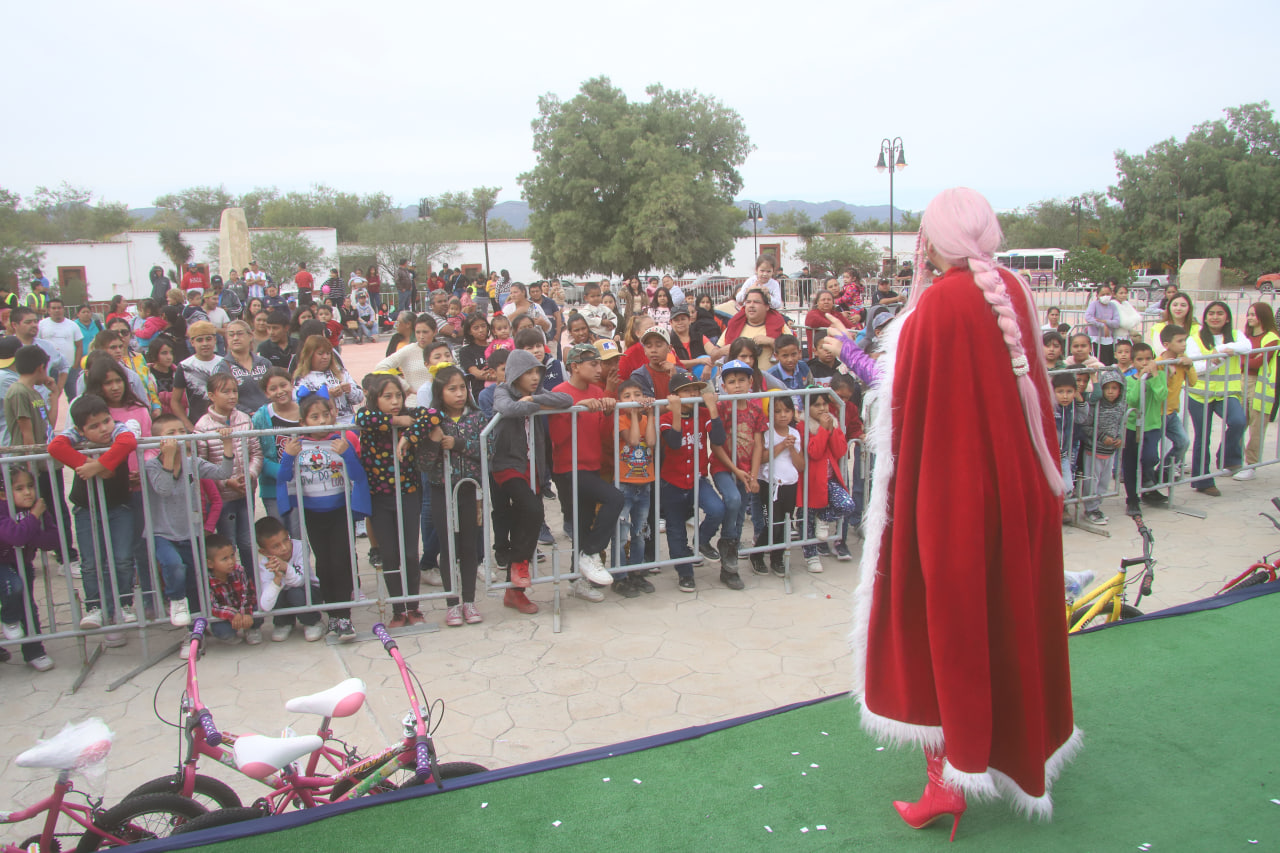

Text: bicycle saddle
xmin=284 ymin=678 xmax=367 ymax=718
xmin=233 ymin=734 xmax=325 ymax=779
xmin=16 ymin=719 xmax=113 ymax=771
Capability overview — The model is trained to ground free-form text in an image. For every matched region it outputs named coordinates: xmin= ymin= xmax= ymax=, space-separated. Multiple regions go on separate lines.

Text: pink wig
xmin=908 ymin=188 xmax=1065 ymax=494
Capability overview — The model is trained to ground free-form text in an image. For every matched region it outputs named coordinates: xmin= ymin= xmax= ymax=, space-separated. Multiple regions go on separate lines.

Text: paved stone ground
xmin=5 ymin=335 xmax=1278 ymax=844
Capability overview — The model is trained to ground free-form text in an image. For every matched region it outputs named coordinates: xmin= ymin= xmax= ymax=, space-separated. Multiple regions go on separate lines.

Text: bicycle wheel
xmin=398 ymin=761 xmax=491 ymax=790
xmin=75 ymin=793 xmax=207 ymax=852
xmin=1070 ymin=603 xmax=1143 ymax=631
xmin=126 ymin=773 xmax=242 ymax=811
xmin=170 ymin=806 xmax=270 ymax=837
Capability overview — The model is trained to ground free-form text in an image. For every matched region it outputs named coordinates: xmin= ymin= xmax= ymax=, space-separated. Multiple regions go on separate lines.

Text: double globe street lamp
xmin=875 ymin=138 xmax=907 ymax=276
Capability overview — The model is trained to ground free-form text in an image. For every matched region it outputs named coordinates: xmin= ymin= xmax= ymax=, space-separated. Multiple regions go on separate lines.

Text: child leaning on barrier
xmin=1122 ymin=343 xmax=1170 ymax=517
xmin=422 ymin=365 xmax=487 ymax=628
xmin=754 ymin=395 xmax=804 ymax=578
xmin=47 ymin=394 xmax=139 ymax=645
xmin=1157 ymin=324 xmax=1196 ymax=483
xmin=614 ymin=380 xmax=659 ymax=592
xmin=658 ymin=377 xmax=729 ymax=593
xmin=202 ymin=531 xmax=262 ymax=647
xmin=0 ymin=467 xmax=60 ymax=672
xmin=253 ymin=515 xmax=324 ymax=643
xmin=277 ymin=388 xmax=373 ymax=643
xmin=708 ymin=360 xmax=764 ymax=584
xmin=800 ymin=392 xmax=858 ymax=569
xmin=356 ymin=373 xmax=430 ymax=629
xmin=193 ymin=372 xmax=262 ymax=577
xmin=1078 ymin=369 xmax=1126 ymax=526
xmin=490 ymin=349 xmax=573 ymax=616
xmin=145 ymin=412 xmax=235 ymax=628
xmin=1051 ymin=372 xmax=1087 ymax=495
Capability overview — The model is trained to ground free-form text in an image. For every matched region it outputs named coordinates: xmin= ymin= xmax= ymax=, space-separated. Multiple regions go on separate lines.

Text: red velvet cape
xmin=852 ymin=267 xmax=1078 ymax=815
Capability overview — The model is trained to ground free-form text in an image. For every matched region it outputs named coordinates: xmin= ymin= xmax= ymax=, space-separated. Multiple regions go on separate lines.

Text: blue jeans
xmin=710 ymin=470 xmax=747 ymax=541
xmin=397 ymin=289 xmax=414 ymax=314
xmin=217 ymin=496 xmax=254 ymax=571
xmin=0 ymin=561 xmax=46 ymax=661
xmin=660 ymin=478 xmax=723 ymax=578
xmin=153 ymin=537 xmax=198 ymax=605
xmin=130 ymin=491 xmax=157 ymax=610
xmin=618 ymin=482 xmax=652 ymax=567
xmin=369 ymin=291 xmax=382 ymax=314
xmin=1162 ymin=412 xmax=1191 ymax=472
xmin=419 ymin=471 xmax=440 ymax=571
xmin=1187 ymin=396 xmax=1246 ymax=489
xmin=74 ymin=504 xmax=136 ymax=617
xmin=268 ymin=585 xmax=323 ymax=628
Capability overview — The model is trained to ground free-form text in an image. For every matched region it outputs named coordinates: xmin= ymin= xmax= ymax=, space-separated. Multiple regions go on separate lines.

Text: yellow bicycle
xmin=1067 ymin=515 xmax=1155 ymax=633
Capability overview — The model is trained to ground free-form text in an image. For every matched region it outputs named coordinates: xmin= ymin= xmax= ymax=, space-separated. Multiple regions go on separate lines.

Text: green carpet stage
xmin=149 ymin=586 xmax=1280 ymax=852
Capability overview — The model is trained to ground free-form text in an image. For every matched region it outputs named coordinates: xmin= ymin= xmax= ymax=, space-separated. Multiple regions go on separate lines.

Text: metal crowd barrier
xmin=0 ymin=386 xmax=866 ymax=679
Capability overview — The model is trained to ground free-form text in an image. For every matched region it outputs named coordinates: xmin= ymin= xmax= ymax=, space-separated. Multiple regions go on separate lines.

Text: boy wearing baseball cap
xmin=630 ymin=327 xmax=693 ymax=401
xmin=547 ymin=344 xmax=624 ymax=601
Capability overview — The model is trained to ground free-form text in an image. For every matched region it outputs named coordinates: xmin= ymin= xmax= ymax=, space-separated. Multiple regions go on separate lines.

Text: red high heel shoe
xmin=893 ymin=748 xmax=967 ymax=842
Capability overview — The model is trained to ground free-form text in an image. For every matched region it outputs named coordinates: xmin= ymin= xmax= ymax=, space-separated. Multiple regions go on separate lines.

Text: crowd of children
xmin=0 ymin=280 xmax=877 ymax=671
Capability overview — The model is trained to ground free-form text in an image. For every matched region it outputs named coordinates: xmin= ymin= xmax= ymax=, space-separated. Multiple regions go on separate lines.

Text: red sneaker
xmin=511 ymin=560 xmax=532 ymax=589
xmin=503 ymin=589 xmax=539 ymax=614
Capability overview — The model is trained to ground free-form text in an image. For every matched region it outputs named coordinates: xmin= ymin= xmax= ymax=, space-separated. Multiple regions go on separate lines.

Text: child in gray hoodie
xmin=490 ymin=349 xmax=572 ymax=614
xmin=1079 ymin=369 xmax=1126 ymax=525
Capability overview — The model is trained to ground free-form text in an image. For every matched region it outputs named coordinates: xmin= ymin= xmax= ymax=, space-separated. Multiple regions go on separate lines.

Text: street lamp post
xmin=875 ymin=138 xmax=907 ymax=276
xmin=747 ymin=202 xmax=764 ymax=259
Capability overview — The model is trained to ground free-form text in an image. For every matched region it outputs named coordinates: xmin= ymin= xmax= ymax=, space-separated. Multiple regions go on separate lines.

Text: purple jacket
xmin=838 ymin=335 xmax=883 ymax=388
xmin=1084 ymin=298 xmax=1121 ymax=344
xmin=0 ymin=502 xmax=60 ymax=567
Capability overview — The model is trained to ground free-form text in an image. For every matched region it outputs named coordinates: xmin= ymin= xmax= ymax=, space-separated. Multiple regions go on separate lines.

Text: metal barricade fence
xmin=0 ymin=389 xmax=867 ymax=676
xmin=1132 ymin=344 xmax=1280 ymax=518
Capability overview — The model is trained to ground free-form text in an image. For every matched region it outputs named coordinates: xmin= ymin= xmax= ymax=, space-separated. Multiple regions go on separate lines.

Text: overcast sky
xmin=4 ymin=0 xmax=1276 ymax=216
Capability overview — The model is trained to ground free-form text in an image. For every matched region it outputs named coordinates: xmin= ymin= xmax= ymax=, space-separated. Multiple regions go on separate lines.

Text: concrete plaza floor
xmin=4 ymin=335 xmax=1278 ymax=843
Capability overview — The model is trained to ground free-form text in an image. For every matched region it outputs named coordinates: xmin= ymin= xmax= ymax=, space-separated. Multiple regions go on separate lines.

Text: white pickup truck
xmin=1131 ymin=268 xmax=1171 ymax=290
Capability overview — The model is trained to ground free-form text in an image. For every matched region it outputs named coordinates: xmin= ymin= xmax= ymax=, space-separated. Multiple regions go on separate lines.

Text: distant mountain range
xmin=127 ymin=200 xmax=908 ymax=235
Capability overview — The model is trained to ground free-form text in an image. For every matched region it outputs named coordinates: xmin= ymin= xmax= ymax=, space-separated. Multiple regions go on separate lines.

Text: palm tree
xmin=470 ymin=186 xmax=501 ymax=277
xmin=158 ymin=227 xmax=193 ymax=271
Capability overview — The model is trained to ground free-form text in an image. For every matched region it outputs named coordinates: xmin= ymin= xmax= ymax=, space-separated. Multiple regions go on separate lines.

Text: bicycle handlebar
xmin=196 ymin=709 xmax=222 ymax=747
xmin=415 ymin=736 xmax=431 ymax=780
xmin=372 ymin=622 xmax=396 ymax=653
xmin=1121 ymin=556 xmax=1150 ymax=568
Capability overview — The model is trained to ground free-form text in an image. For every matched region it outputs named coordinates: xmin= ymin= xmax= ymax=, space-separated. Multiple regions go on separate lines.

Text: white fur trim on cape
xmin=941 ymin=725 xmax=1085 ymax=820
xmin=846 ymin=307 xmax=1082 ymax=819
xmin=849 ymin=307 xmax=909 ymax=701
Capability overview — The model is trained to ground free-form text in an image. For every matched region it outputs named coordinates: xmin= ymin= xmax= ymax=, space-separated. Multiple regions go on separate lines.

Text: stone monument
xmin=219 ymin=208 xmax=251 ymax=279
xmin=1178 ymin=258 xmax=1222 ymax=292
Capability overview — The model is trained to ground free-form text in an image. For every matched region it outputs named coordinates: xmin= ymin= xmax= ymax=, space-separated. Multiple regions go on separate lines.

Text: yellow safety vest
xmin=1188 ymin=331 xmax=1246 ymax=403
xmin=1249 ymin=331 xmax=1280 ymax=413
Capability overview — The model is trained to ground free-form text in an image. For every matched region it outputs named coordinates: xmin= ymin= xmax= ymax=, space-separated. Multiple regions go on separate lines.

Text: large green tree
xmin=1109 ymin=102 xmax=1280 ymax=275
xmin=0 ymin=188 xmax=42 ymax=288
xmin=999 ymin=193 xmax=1112 ymax=252
xmin=153 ymin=185 xmax=235 ymax=229
xmin=1057 ymin=247 xmax=1133 ymax=289
xmin=356 ymin=214 xmax=456 ymax=282
xmin=9 ymin=183 xmax=132 ymax=243
xmin=765 ymin=209 xmax=811 ymax=234
xmin=794 ymin=234 xmax=881 ymax=278
xmin=519 ymin=77 xmax=753 ymax=278
xmin=261 ymin=185 xmax=394 ymax=243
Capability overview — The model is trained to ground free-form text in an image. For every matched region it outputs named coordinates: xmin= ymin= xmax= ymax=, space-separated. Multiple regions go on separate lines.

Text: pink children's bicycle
xmin=2 ymin=718 xmax=205 ymax=852
xmin=128 ymin=619 xmax=485 ymax=835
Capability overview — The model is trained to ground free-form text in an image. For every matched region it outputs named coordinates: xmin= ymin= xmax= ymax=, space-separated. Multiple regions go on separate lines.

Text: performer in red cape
xmin=829 ymin=187 xmax=1081 ymax=839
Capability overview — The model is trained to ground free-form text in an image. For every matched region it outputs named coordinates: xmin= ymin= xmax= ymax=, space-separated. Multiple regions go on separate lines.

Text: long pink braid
xmin=907 ymin=188 xmax=1066 ymax=494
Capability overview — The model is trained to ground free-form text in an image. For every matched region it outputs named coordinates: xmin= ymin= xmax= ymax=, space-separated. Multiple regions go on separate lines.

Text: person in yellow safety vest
xmin=23 ymin=279 xmax=48 ymax=317
xmin=1185 ymin=301 xmax=1252 ymax=496
xmin=1235 ymin=302 xmax=1280 ymax=481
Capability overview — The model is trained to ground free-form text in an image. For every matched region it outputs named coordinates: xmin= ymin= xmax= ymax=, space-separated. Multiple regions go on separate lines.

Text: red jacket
xmin=799 ymin=421 xmax=846 ymax=508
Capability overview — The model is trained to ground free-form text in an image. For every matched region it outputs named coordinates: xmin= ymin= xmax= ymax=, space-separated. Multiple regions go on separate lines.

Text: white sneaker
xmin=422 ymin=568 xmax=444 ymax=587
xmin=103 ymin=632 xmax=127 ymax=648
xmin=169 ymin=599 xmax=191 ymax=628
xmin=79 ymin=608 xmax=103 ymax=630
xmin=28 ymin=655 xmax=55 ymax=672
xmin=69 ymin=563 xmax=81 ymax=579
xmin=1232 ymin=468 xmax=1257 ymax=481
xmin=806 ymin=555 xmax=824 ymax=573
xmin=571 ymin=578 xmax=605 ymax=602
xmin=245 ymin=628 xmax=263 ymax=645
xmin=577 ymin=551 xmax=612 ymax=585
xmin=658 ymin=519 xmax=666 ymax=533
xmin=119 ymin=605 xmax=137 ymax=624
xmin=271 ymin=624 xmax=293 ymax=642
xmin=355 ymin=519 xmax=368 ymax=538
xmin=815 ymin=519 xmax=830 ymax=541
xmin=303 ymin=623 xmax=326 ymax=642
xmin=2 ymin=622 xmax=24 ymax=640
